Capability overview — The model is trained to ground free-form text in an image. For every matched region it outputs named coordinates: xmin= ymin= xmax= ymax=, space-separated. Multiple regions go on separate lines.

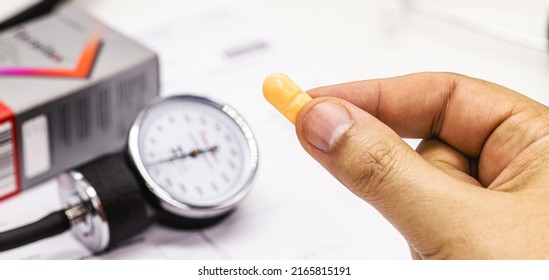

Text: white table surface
xmin=81 ymin=0 xmax=548 ymax=105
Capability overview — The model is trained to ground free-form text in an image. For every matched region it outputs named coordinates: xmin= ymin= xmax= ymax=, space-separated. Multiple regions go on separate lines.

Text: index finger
xmin=307 ymin=72 xmax=541 ymax=157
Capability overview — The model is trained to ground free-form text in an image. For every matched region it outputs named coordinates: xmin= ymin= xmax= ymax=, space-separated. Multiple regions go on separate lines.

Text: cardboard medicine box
xmin=0 ymin=5 xmax=159 ymax=199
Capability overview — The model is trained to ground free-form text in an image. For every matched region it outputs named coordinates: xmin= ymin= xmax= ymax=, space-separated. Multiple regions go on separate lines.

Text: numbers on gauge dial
xmin=140 ymin=108 xmax=245 ymax=206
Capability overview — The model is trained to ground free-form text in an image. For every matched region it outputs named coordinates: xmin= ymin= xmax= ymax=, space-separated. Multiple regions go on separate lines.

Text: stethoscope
xmin=0 ymin=95 xmax=258 ymax=253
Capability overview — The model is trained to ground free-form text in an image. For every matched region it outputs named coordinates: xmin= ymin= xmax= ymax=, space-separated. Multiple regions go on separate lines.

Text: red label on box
xmin=0 ymin=102 xmax=21 ymax=200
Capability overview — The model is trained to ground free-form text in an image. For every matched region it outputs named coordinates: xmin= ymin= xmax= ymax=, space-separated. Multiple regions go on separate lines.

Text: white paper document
xmin=0 ymin=0 xmax=409 ymax=259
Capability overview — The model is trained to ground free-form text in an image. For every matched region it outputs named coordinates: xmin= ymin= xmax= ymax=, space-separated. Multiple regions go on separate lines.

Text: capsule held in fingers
xmin=262 ymin=73 xmax=312 ymax=125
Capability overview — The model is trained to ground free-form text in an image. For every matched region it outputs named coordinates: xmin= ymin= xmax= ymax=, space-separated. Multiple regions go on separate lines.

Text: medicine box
xmin=0 ymin=5 xmax=159 ymax=200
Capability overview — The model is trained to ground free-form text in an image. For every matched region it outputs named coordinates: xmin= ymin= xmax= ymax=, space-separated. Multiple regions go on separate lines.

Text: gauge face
xmin=128 ymin=96 xmax=258 ymax=217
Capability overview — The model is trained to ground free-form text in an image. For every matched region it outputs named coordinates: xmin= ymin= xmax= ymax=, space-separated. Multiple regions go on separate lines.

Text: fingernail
xmin=303 ymin=101 xmax=352 ymax=153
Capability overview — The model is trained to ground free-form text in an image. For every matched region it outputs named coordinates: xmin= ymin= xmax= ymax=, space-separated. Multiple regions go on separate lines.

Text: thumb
xmin=295 ymin=97 xmax=485 ymax=251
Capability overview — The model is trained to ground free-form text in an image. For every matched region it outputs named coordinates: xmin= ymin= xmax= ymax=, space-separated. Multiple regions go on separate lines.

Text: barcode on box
xmin=0 ymin=122 xmax=16 ymax=197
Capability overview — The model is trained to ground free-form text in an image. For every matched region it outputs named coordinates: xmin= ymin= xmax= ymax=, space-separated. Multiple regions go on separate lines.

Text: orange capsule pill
xmin=262 ymin=73 xmax=312 ymax=125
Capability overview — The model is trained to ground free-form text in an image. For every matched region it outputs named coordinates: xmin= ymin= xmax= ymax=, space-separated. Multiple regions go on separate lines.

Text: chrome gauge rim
xmin=128 ymin=95 xmax=258 ymax=219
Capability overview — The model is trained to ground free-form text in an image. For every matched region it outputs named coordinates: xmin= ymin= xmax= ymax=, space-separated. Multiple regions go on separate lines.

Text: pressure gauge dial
xmin=128 ymin=95 xmax=259 ymax=220
xmin=57 ymin=95 xmax=258 ymax=252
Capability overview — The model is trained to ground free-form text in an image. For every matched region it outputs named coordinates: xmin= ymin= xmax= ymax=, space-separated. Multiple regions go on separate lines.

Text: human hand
xmin=295 ymin=72 xmax=549 ymax=259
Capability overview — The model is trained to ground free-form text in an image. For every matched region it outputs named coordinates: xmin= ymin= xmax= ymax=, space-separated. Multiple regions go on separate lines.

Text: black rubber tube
xmin=0 ymin=0 xmax=64 ymax=31
xmin=0 ymin=209 xmax=70 ymax=252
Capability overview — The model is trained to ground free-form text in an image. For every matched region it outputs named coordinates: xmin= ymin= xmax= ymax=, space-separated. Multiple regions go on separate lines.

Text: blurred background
xmin=78 ymin=0 xmax=549 ymax=100
xmin=5 ymin=0 xmax=547 ymax=101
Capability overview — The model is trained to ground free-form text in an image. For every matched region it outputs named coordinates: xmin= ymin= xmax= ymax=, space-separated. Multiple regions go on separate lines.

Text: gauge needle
xmin=147 ymin=146 xmax=218 ymax=166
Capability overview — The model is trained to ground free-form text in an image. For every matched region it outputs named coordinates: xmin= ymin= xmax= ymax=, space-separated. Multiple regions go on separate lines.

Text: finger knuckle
xmin=347 ymin=139 xmax=403 ymax=199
